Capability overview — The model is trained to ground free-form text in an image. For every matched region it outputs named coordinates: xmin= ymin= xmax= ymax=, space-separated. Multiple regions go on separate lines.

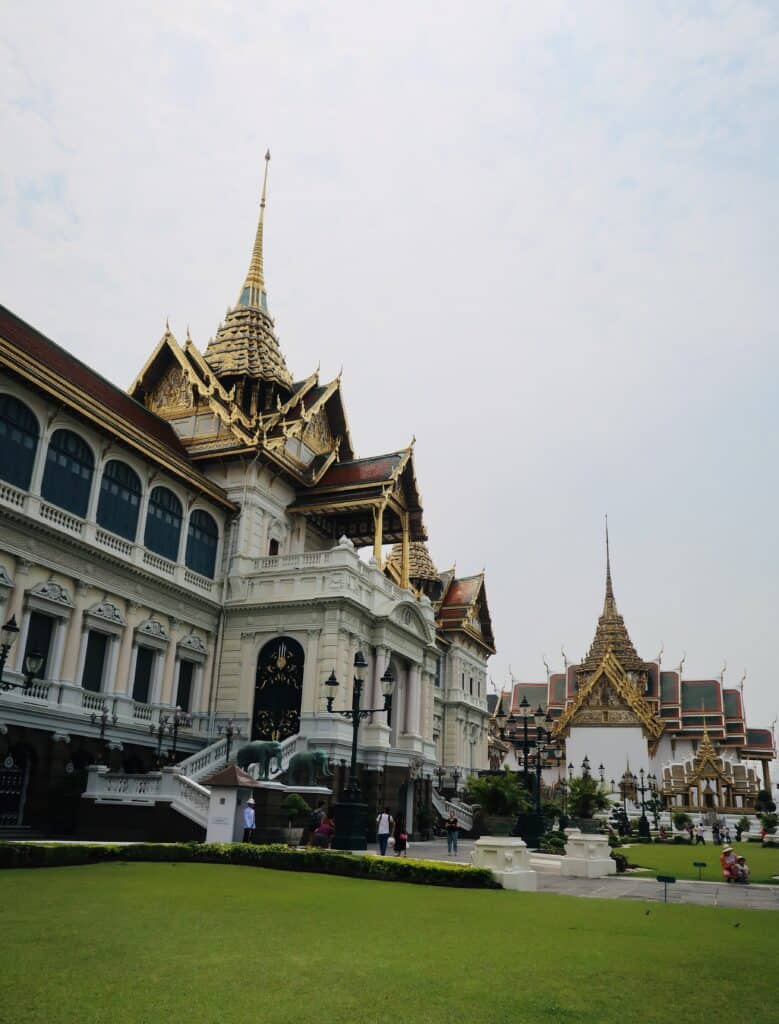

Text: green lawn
xmin=622 ymin=841 xmax=779 ymax=884
xmin=1 ymin=864 xmax=778 ymax=1024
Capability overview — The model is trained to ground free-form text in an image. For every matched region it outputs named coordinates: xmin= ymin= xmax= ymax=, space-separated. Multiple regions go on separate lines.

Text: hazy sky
xmin=2 ymin=2 xmax=778 ymax=738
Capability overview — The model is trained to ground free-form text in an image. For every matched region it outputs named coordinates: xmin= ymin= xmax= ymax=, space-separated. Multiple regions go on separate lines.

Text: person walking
xmin=393 ymin=815 xmax=408 ymax=858
xmin=695 ymin=823 xmax=706 ymax=845
xmin=376 ymin=806 xmax=394 ymax=856
xmin=444 ymin=811 xmax=460 ymax=856
xmin=307 ymin=800 xmax=326 ymax=847
xmin=243 ymin=797 xmax=256 ymax=843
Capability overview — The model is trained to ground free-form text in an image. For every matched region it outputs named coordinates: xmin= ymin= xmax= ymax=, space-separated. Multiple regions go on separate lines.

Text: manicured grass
xmin=622 ymin=841 xmax=779 ymax=884
xmin=1 ymin=863 xmax=778 ymax=1024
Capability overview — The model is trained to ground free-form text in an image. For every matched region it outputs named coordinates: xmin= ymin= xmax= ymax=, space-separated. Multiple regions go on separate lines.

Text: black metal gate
xmin=252 ymin=636 xmax=304 ymax=741
xmin=0 ymin=753 xmax=28 ymax=827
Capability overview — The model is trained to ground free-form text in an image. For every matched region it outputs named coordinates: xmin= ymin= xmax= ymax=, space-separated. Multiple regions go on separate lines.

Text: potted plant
xmin=280 ymin=793 xmax=311 ymax=846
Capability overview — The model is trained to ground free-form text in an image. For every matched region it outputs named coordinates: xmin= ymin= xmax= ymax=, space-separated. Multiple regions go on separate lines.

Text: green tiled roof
xmin=723 ymin=691 xmax=741 ymax=718
xmin=681 ymin=680 xmax=720 ymax=711
xmin=660 ymin=672 xmax=678 ymax=703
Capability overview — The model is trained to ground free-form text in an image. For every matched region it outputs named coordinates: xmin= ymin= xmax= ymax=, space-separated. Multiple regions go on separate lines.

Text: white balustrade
xmin=142 ymin=550 xmax=176 ymax=576
xmin=0 ymin=480 xmax=25 ymax=508
xmin=184 ymin=569 xmax=213 ymax=592
xmin=39 ymin=502 xmax=84 ymax=535
xmin=95 ymin=528 xmax=133 ymax=556
xmin=431 ymin=789 xmax=474 ymax=831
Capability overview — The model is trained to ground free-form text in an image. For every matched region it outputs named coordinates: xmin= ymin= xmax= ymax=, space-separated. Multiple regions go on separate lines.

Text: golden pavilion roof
xmin=580 ymin=526 xmax=647 ymax=674
xmin=386 ymin=541 xmax=439 ymax=581
xmin=203 ymin=151 xmax=293 ymax=387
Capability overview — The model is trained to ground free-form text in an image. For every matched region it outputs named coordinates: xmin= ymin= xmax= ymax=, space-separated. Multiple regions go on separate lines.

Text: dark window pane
xmin=268 ymin=538 xmax=279 ymax=556
xmin=24 ymin=612 xmax=54 ymax=679
xmin=185 ymin=509 xmax=218 ymax=578
xmin=96 ymin=460 xmax=141 ymax=541
xmin=41 ymin=429 xmax=94 ymax=517
xmin=144 ymin=486 xmax=182 ymax=561
xmin=132 ymin=646 xmax=155 ymax=704
xmin=0 ymin=395 xmax=39 ymax=490
xmin=176 ymin=660 xmax=194 ymax=712
xmin=81 ymin=631 xmax=109 ymax=693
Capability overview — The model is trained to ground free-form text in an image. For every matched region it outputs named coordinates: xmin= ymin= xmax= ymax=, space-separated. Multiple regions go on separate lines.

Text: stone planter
xmin=285 ymin=826 xmax=304 ymax=846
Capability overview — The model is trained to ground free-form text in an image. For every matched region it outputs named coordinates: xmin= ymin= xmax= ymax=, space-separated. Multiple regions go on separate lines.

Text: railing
xmin=184 ymin=569 xmax=213 ymax=592
xmin=20 ymin=681 xmax=51 ymax=701
xmin=40 ymin=502 xmax=84 ymax=535
xmin=0 ymin=481 xmax=25 ymax=508
xmin=177 ymin=737 xmax=229 ymax=780
xmin=431 ymin=789 xmax=474 ymax=831
xmin=82 ymin=692 xmax=106 ymax=711
xmin=253 ymin=551 xmax=334 ymax=572
xmin=95 ymin=528 xmax=133 ymax=557
xmin=170 ymin=774 xmax=210 ymax=826
xmin=142 ymin=550 xmax=176 ymax=576
xmin=132 ymin=702 xmax=154 ymax=722
xmin=85 ymin=767 xmax=209 ymax=827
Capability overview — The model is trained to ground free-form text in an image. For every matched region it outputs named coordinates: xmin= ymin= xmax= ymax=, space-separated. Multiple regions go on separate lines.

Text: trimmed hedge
xmin=0 ymin=842 xmax=500 ymax=889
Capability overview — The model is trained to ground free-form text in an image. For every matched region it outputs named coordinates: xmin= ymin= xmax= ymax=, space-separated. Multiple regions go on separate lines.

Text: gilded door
xmin=252 ymin=636 xmax=304 ymax=741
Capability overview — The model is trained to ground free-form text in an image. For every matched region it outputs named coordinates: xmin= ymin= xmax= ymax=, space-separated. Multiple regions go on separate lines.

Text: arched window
xmin=96 ymin=460 xmax=142 ymax=541
xmin=144 ymin=486 xmax=182 ymax=561
xmin=185 ymin=509 xmax=219 ymax=579
xmin=41 ymin=429 xmax=94 ymax=517
xmin=0 ymin=394 xmax=39 ymax=490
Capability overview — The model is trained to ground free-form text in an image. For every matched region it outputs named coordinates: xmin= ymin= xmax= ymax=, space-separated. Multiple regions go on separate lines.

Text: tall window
xmin=0 ymin=395 xmax=39 ymax=490
xmin=24 ymin=612 xmax=55 ymax=679
xmin=185 ymin=509 xmax=219 ymax=579
xmin=144 ymin=486 xmax=182 ymax=561
xmin=41 ymin=429 xmax=94 ymax=517
xmin=132 ymin=647 xmax=155 ymax=703
xmin=81 ymin=631 xmax=109 ymax=693
xmin=176 ymin=660 xmax=195 ymax=712
xmin=96 ymin=460 xmax=141 ymax=541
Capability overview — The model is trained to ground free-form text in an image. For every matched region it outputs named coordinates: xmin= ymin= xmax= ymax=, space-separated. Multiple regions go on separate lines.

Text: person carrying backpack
xmin=376 ymin=807 xmax=394 ymax=856
xmin=307 ymin=801 xmax=326 ymax=847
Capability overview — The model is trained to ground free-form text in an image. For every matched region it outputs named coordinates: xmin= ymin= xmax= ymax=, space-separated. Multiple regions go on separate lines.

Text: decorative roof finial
xmin=238 ymin=149 xmax=271 ymax=312
xmin=604 ymin=514 xmax=616 ymax=616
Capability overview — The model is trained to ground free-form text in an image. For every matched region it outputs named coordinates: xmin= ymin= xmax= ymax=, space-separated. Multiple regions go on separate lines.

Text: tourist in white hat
xmin=243 ymin=797 xmax=256 ymax=843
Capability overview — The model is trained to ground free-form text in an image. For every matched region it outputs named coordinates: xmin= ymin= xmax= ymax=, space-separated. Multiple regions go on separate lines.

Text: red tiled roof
xmin=0 ymin=306 xmax=190 ymax=458
xmin=441 ymin=576 xmax=482 ymax=608
xmin=0 ymin=305 xmax=235 ymax=509
xmin=316 ymin=453 xmax=403 ymax=487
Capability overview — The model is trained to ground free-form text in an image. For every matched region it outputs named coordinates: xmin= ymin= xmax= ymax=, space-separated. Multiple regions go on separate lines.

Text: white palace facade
xmin=0 ymin=155 xmax=494 ymax=838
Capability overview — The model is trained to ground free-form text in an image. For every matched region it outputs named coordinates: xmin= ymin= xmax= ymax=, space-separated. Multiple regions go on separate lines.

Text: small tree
xmin=759 ymin=811 xmax=778 ymax=835
xmin=673 ymin=811 xmax=693 ymax=832
xmin=567 ymin=775 xmax=609 ymax=819
xmin=280 ymin=793 xmax=311 ymax=829
xmin=755 ymin=789 xmax=777 ymax=814
xmin=736 ymin=815 xmax=751 ymax=834
xmin=464 ymin=768 xmax=531 ymax=816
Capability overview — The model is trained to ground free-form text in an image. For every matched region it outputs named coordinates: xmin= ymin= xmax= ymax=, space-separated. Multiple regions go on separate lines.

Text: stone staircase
xmin=83 ymin=733 xmax=308 ymax=830
xmin=432 ymin=788 xmax=474 ymax=831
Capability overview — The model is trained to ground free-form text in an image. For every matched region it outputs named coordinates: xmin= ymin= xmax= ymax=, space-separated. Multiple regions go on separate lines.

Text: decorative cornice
xmin=178 ymin=632 xmax=207 ymax=656
xmin=87 ymin=600 xmax=126 ymax=627
xmin=136 ymin=618 xmax=169 ymax=642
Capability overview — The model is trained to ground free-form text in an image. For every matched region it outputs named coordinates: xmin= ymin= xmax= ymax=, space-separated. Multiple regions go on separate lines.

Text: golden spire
xmin=238 ymin=149 xmax=271 ymax=312
xmin=604 ymin=514 xmax=616 ymax=617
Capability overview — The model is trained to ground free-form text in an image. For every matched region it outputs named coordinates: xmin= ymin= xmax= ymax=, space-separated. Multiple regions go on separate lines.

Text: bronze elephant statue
xmin=287 ymin=750 xmax=332 ymax=787
xmin=236 ymin=740 xmax=283 ymax=780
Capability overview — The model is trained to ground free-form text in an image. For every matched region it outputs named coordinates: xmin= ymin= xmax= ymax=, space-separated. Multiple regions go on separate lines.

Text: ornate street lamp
xmin=451 ymin=767 xmax=462 ymax=796
xmin=568 ymin=761 xmax=574 ymax=780
xmin=581 ymin=755 xmax=591 ymax=779
xmin=0 ymin=616 xmax=20 ymax=684
xmin=150 ymin=714 xmax=170 ymax=765
xmin=91 ymin=706 xmax=118 ymax=760
xmin=636 ymin=768 xmax=651 ymax=838
xmin=434 ymin=765 xmax=446 ymax=791
xmin=168 ymin=706 xmax=192 ymax=761
xmin=218 ymin=718 xmax=243 ymax=765
xmin=598 ymin=763 xmax=605 ymax=785
xmin=324 ymin=652 xmax=395 ymax=850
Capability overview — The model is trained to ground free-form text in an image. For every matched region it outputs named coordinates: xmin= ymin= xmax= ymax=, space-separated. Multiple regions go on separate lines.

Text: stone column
xmin=159 ymin=622 xmax=179 ymax=706
xmin=60 ymin=582 xmax=91 ymax=684
xmin=114 ymin=607 xmax=141 ymax=695
xmin=762 ymin=760 xmax=772 ymax=792
xmin=405 ymin=663 xmax=420 ymax=736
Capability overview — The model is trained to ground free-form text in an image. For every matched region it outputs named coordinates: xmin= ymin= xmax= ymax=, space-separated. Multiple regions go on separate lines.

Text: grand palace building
xmin=0 ymin=154 xmax=494 ymax=838
xmin=492 ymin=535 xmax=775 ymax=815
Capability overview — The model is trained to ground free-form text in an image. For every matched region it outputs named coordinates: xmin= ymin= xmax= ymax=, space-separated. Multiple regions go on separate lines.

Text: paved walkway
xmin=374 ymin=839 xmax=779 ymax=912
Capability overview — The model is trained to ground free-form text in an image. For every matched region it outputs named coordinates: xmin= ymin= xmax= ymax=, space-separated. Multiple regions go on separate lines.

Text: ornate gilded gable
xmin=148 ymin=365 xmax=194 ymax=415
xmin=302 ymin=409 xmax=334 ymax=456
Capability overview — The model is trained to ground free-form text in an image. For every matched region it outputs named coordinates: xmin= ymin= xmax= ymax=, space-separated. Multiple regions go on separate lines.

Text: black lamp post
xmin=324 ymin=651 xmax=395 ymax=850
xmin=218 ymin=718 xmax=242 ymax=765
xmin=150 ymin=714 xmax=170 ymax=765
xmin=168 ymin=706 xmax=192 ymax=762
xmin=558 ymin=777 xmax=568 ymax=816
xmin=434 ymin=765 xmax=446 ymax=792
xmin=636 ymin=768 xmax=651 ymax=839
xmin=451 ymin=767 xmax=462 ymax=797
xmin=647 ymin=772 xmax=660 ymax=830
xmin=91 ymin=706 xmax=118 ymax=760
xmin=568 ymin=761 xmax=574 ymax=780
xmin=495 ymin=699 xmax=549 ymax=846
xmin=0 ymin=615 xmax=20 ymax=684
xmin=581 ymin=755 xmax=591 ymax=779
xmin=598 ymin=763 xmax=605 ymax=785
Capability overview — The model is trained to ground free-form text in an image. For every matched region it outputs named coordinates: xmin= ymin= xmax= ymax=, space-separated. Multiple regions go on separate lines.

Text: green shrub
xmin=464 ymin=768 xmax=530 ymax=816
xmin=539 ymin=832 xmax=566 ymax=855
xmin=673 ymin=812 xmax=693 ymax=831
xmin=672 ymin=835 xmax=692 ymax=844
xmin=0 ymin=842 xmax=500 ymax=890
xmin=758 ymin=812 xmax=778 ymax=835
xmin=607 ymin=833 xmax=621 ymax=848
xmin=610 ymin=850 xmax=627 ymax=873
xmin=736 ymin=816 xmax=751 ymax=833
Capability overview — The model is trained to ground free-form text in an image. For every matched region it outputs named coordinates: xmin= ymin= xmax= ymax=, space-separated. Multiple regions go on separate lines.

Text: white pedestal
xmin=206 ymin=786 xmax=242 ymax=843
xmin=470 ymin=835 xmax=537 ymax=891
xmin=561 ymin=828 xmax=616 ymax=877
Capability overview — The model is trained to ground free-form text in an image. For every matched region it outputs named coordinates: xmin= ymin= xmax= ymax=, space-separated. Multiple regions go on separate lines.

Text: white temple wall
xmin=567 ymin=726 xmax=649 ymax=784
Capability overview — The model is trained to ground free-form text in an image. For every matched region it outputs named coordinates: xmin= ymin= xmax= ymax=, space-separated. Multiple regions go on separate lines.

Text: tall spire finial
xmin=603 ymin=514 xmax=616 ymax=616
xmin=238 ymin=149 xmax=271 ymax=311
